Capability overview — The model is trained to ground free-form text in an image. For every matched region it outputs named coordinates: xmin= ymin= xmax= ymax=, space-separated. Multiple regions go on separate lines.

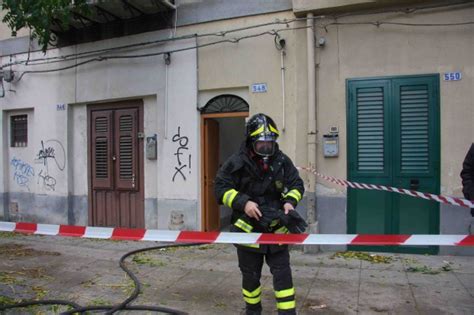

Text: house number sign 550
xmin=443 ymin=72 xmax=462 ymax=81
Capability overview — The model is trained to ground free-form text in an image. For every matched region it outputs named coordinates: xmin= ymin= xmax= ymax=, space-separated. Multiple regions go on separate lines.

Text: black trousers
xmin=237 ymin=247 xmax=296 ymax=315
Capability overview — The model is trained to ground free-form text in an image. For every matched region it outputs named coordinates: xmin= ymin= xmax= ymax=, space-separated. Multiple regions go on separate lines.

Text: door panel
xmin=203 ymin=119 xmax=220 ymax=231
xmin=348 ymin=81 xmax=393 ymax=235
xmin=89 ymin=102 xmax=144 ymax=228
xmin=348 ymin=75 xmax=440 ymax=254
xmin=392 ymin=77 xmax=440 ymax=253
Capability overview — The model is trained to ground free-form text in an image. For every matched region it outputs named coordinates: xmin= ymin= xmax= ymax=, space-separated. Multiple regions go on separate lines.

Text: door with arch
xmin=200 ymin=95 xmax=249 ymax=231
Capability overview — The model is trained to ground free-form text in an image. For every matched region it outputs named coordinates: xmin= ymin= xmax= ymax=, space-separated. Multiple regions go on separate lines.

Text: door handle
xmin=410 ymin=179 xmax=419 ymax=190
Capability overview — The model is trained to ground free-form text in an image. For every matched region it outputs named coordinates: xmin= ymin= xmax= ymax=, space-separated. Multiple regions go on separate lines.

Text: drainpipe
xmin=306 ymin=13 xmax=318 ymax=250
xmin=280 ymin=42 xmax=286 ymax=132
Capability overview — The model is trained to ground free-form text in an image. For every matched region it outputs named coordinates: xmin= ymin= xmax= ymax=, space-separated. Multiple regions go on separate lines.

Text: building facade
xmin=0 ymin=0 xmax=472 ymax=254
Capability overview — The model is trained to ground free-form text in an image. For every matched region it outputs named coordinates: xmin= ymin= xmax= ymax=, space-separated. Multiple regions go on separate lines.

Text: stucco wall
xmin=314 ymin=5 xmax=474 ymax=197
xmin=310 ymin=5 xmax=473 ymax=253
xmin=181 ymin=10 xmax=308 ymax=171
xmin=0 ymin=30 xmax=198 ymax=227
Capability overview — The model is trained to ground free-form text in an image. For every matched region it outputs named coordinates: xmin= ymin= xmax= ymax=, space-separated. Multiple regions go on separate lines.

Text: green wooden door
xmin=347 ymin=74 xmax=440 ymax=254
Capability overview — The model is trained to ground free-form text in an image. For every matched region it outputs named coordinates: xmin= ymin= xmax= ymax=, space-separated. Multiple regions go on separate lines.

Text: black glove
xmin=258 ymin=205 xmax=283 ymax=232
xmin=286 ymin=210 xmax=308 ymax=234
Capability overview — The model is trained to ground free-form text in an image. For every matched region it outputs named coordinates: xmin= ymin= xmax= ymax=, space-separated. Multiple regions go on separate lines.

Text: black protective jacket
xmin=214 ymin=142 xmax=305 ymax=252
xmin=461 ymin=143 xmax=474 ymax=212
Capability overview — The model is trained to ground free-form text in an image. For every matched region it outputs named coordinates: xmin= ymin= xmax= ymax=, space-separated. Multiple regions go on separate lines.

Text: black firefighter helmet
xmin=246 ymin=113 xmax=279 ymax=157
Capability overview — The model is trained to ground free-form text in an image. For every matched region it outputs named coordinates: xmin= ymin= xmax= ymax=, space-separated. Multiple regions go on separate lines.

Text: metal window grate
xmin=11 ymin=115 xmax=28 ymax=147
xmin=201 ymin=94 xmax=249 ymax=113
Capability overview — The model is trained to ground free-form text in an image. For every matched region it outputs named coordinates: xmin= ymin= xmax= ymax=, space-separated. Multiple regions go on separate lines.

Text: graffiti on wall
xmin=36 ymin=140 xmax=66 ymax=171
xmin=37 ymin=169 xmax=57 ymax=191
xmin=35 ymin=139 xmax=65 ymax=191
xmin=171 ymin=126 xmax=191 ymax=182
xmin=10 ymin=157 xmax=35 ymax=191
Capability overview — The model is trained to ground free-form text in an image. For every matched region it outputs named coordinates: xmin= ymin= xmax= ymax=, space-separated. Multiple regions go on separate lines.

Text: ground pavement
xmin=0 ymin=232 xmax=473 ymax=314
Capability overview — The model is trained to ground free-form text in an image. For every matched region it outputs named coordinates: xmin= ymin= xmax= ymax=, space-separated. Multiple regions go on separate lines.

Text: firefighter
xmin=214 ymin=113 xmax=305 ymax=315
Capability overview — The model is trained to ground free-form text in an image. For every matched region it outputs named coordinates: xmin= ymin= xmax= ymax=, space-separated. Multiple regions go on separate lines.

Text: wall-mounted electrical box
xmin=323 ymin=127 xmax=339 ymax=157
xmin=146 ymin=134 xmax=157 ymax=160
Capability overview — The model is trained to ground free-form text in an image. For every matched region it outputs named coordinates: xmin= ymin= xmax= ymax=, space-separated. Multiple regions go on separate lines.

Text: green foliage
xmin=330 ymin=251 xmax=394 ymax=264
xmin=1 ymin=0 xmax=90 ymax=52
xmin=406 ymin=262 xmax=453 ymax=275
xmin=0 ymin=295 xmax=17 ymax=306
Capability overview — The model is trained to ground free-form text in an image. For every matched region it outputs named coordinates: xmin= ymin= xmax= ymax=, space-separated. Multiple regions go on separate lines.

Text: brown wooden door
xmin=89 ymin=101 xmax=144 ymax=228
xmin=203 ymin=119 xmax=220 ymax=231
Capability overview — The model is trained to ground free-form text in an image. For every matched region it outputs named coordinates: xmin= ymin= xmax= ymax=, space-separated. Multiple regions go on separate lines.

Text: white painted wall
xmin=158 ymin=47 xmax=199 ymax=200
xmin=0 ymin=29 xmax=198 ymax=223
xmin=5 ymin=110 xmax=36 ymax=194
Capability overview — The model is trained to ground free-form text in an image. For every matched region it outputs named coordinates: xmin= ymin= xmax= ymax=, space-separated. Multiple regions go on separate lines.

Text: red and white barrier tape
xmin=1 ymin=221 xmax=472 ymax=246
xmin=298 ymin=167 xmax=474 ymax=209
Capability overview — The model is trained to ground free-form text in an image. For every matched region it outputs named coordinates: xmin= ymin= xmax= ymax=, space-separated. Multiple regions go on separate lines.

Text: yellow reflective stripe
xmin=275 ymin=287 xmax=295 ymax=298
xmin=270 ymin=219 xmax=279 ymax=227
xmin=284 ymin=191 xmax=300 ymax=202
xmin=243 ymin=286 xmax=261 ymax=298
xmin=269 ymin=124 xmax=279 ymax=135
xmin=240 ymin=243 xmax=260 ymax=248
xmin=274 ymin=226 xmax=289 ymax=234
xmin=244 ymin=296 xmax=261 ymax=304
xmin=291 ymin=189 xmax=302 ymax=200
xmin=250 ymin=125 xmax=264 ymax=137
xmin=243 ymin=286 xmax=261 ymax=304
xmin=276 ymin=300 xmax=296 ymax=310
xmin=234 ymin=219 xmax=253 ymax=233
xmin=284 ymin=189 xmax=302 ymax=202
xmin=222 ymin=189 xmax=238 ymax=208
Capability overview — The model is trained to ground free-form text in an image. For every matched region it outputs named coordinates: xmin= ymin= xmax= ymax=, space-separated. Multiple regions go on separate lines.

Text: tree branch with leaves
xmin=2 ymin=0 xmax=90 ymax=52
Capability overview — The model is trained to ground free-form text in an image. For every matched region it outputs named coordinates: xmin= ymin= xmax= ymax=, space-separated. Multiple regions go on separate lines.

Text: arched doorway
xmin=200 ymin=95 xmax=249 ymax=231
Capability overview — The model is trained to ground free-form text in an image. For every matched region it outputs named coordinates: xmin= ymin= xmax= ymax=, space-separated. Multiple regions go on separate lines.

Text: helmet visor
xmin=253 ymin=140 xmax=276 ymax=157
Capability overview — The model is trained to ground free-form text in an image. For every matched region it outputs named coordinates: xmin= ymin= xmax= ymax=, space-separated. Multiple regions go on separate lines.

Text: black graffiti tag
xmin=36 ymin=140 xmax=65 ymax=171
xmin=35 ymin=139 xmax=65 ymax=191
xmin=38 ymin=169 xmax=56 ymax=191
xmin=172 ymin=127 xmax=191 ymax=182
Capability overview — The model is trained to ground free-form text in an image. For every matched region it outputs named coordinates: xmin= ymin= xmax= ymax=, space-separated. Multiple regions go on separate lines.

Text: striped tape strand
xmin=297 ymin=167 xmax=474 ymax=209
xmin=1 ymin=221 xmax=472 ymax=246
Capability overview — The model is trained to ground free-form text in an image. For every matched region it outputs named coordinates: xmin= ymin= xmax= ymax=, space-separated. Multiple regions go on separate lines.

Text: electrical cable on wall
xmin=1 ymin=8 xmax=473 ymax=70
xmin=4 ymin=13 xmax=472 ymax=84
xmin=10 ymin=26 xmax=311 ymax=82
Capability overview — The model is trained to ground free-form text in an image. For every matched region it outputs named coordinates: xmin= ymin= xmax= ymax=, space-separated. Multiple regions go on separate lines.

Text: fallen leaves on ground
xmin=331 ymin=251 xmax=393 ymax=264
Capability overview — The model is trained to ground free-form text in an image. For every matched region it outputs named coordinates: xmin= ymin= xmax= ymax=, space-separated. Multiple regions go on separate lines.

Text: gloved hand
xmin=258 ymin=205 xmax=283 ymax=232
xmin=286 ymin=210 xmax=308 ymax=234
